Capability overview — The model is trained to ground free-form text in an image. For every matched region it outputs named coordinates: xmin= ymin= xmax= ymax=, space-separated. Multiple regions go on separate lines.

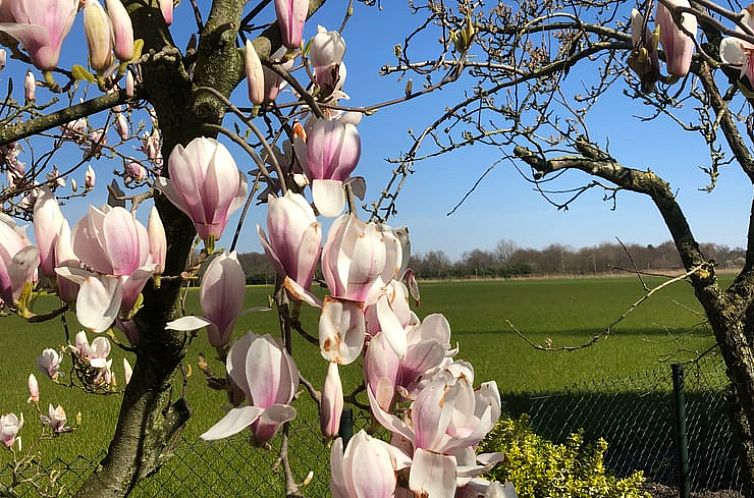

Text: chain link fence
xmin=506 ymin=351 xmax=741 ymax=493
xmin=0 ymin=352 xmax=742 ymax=496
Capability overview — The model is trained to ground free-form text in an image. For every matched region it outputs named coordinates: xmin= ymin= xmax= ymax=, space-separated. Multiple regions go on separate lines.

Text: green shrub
xmin=479 ymin=416 xmax=650 ymax=498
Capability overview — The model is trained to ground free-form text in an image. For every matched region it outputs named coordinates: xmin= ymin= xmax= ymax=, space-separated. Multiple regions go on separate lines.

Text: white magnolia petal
xmin=319 ymin=297 xmax=365 ymax=365
xmin=312 ymin=179 xmax=346 ymax=217
xmin=76 ymin=275 xmax=122 ymax=332
xmin=200 ymin=405 xmax=263 ymax=441
xmin=376 ymin=294 xmax=407 ymax=359
xmin=283 ymin=276 xmax=323 ymax=308
xmin=165 ymin=316 xmax=212 ymax=331
xmin=720 ymin=37 xmax=748 ymax=67
xmin=409 ymin=448 xmax=457 ymax=498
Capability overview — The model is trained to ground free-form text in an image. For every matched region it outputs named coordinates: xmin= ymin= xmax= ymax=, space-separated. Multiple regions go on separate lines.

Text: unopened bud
xmin=24 ymin=71 xmax=36 ymax=102
xmin=106 ymin=0 xmax=134 ymax=62
xmin=0 ymin=49 xmax=6 ymax=72
xmin=84 ymin=0 xmax=114 ymax=72
xmin=125 ymin=70 xmax=135 ymax=98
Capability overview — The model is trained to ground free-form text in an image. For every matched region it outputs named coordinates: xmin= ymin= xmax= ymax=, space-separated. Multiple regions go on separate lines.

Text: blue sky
xmin=7 ymin=1 xmax=753 ymax=260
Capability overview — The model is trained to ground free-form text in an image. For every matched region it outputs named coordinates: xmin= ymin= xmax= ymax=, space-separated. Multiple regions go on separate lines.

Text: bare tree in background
xmin=377 ymin=0 xmax=754 ymax=494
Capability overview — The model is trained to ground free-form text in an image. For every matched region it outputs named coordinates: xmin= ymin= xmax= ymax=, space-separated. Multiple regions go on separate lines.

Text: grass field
xmin=0 ymin=276 xmax=726 ymax=495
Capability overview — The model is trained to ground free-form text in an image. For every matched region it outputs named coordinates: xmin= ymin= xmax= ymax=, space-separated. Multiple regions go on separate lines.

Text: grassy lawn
xmin=0 ymin=276 xmax=725 ymax=496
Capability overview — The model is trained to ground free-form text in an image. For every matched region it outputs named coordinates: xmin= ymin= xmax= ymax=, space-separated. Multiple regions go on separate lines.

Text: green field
xmin=0 ymin=276 xmax=724 ymax=496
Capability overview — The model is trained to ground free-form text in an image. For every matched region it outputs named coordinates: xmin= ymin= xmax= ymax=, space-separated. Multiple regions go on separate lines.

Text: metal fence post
xmin=672 ymin=363 xmax=691 ymax=498
xmin=339 ymin=408 xmax=354 ymax=446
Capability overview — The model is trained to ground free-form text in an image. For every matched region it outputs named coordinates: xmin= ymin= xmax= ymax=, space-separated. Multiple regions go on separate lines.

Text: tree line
xmin=236 ymin=240 xmax=745 ymax=283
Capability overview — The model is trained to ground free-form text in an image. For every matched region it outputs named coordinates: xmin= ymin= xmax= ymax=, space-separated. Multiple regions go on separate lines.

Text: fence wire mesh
xmin=507 ymin=351 xmax=740 ymax=493
xmin=0 ymin=353 xmax=742 ymax=496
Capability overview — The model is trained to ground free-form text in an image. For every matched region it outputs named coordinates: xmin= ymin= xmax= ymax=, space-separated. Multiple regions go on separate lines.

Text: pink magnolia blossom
xmin=0 ymin=413 xmax=23 ymax=449
xmin=0 ymin=0 xmax=78 ymax=71
xmin=301 ymin=118 xmax=361 ymax=216
xmin=105 ymin=0 xmax=134 ymax=62
xmin=245 ymin=40 xmax=264 ymax=106
xmin=330 ymin=430 xmax=411 ymax=498
xmin=40 ymin=404 xmax=68 ymax=434
xmin=720 ymin=8 xmax=754 ymax=85
xmin=258 ymin=191 xmax=321 ymax=291
xmin=72 ymin=331 xmax=111 ymax=368
xmin=320 ymin=362 xmax=343 ymax=438
xmin=310 ymin=26 xmax=346 ymax=92
xmin=27 ymin=373 xmax=39 ymax=403
xmin=0 ymin=49 xmax=6 ymax=71
xmin=322 ymin=215 xmax=385 ymax=302
xmin=32 ymin=187 xmax=64 ymax=278
xmin=200 ymin=251 xmax=246 ymax=347
xmin=37 ymin=348 xmax=62 ymax=380
xmin=125 ymin=161 xmax=146 ymax=182
xmin=148 ymin=206 xmax=166 ymax=274
xmin=53 ymin=219 xmax=80 ymax=305
xmin=201 ymin=333 xmax=299 ymax=444
xmin=274 ymin=0 xmax=308 ymax=49
xmin=83 ymin=0 xmax=113 ymax=72
xmin=157 ymin=137 xmax=247 ymax=246
xmin=655 ymin=0 xmax=697 ymax=77
xmin=57 ymin=205 xmax=164 ymax=332
xmin=0 ymin=214 xmax=39 ymax=309
xmin=115 ymin=112 xmax=129 ymax=141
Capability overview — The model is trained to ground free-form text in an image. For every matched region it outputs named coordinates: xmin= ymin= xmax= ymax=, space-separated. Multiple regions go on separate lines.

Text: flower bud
xmin=24 ymin=71 xmax=35 ymax=102
xmin=0 ymin=49 xmax=6 ymax=72
xmin=160 ymin=0 xmax=173 ymax=25
xmin=274 ymin=0 xmax=308 ymax=49
xmin=245 ymin=40 xmax=264 ymax=106
xmin=85 ymin=165 xmax=96 ymax=190
xmin=83 ymin=0 xmax=113 ymax=72
xmin=106 ymin=0 xmax=134 ymax=61
xmin=27 ymin=374 xmax=39 ymax=404
xmin=125 ymin=69 xmax=135 ymax=97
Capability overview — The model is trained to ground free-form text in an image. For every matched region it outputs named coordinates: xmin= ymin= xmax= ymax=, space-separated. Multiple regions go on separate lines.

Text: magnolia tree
xmin=375 ymin=0 xmax=754 ymax=496
xmin=0 ymin=0 xmax=517 ymax=497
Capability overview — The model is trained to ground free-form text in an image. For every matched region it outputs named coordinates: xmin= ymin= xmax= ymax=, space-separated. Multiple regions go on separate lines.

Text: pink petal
xmin=312 ymin=179 xmax=346 ymax=217
xmin=319 ymin=296 xmax=365 ymax=365
xmin=409 ymin=448 xmax=458 ymax=498
xmin=200 ymin=406 xmax=263 ymax=441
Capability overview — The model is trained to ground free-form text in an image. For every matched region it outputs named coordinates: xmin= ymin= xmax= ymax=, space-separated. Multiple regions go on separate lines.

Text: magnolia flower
xmin=200 ymin=251 xmax=246 ymax=347
xmin=40 ymin=404 xmax=69 ymax=434
xmin=330 ymin=431 xmax=411 ymax=498
xmin=125 ymin=70 xmax=135 ymax=97
xmin=37 ymin=348 xmax=62 ymax=380
xmin=73 ymin=331 xmax=111 ymax=368
xmin=322 ymin=215 xmax=385 ymax=302
xmin=258 ymin=191 xmax=321 ymax=292
xmin=0 ymin=49 xmax=6 ymax=71
xmin=85 ymin=165 xmax=96 ymax=190
xmin=720 ymin=7 xmax=754 ymax=85
xmin=83 ymin=0 xmax=113 ymax=72
xmin=201 ymin=333 xmax=299 ymax=444
xmin=125 ymin=161 xmax=146 ymax=182
xmin=33 ymin=187 xmax=64 ymax=278
xmin=157 ymin=137 xmax=247 ymax=247
xmin=320 ymin=362 xmax=343 ymax=438
xmin=0 ymin=215 xmax=39 ymax=311
xmin=0 ymin=413 xmax=23 ymax=449
xmin=655 ymin=0 xmax=697 ymax=77
xmin=57 ymin=206 xmax=164 ymax=332
xmin=301 ymin=118 xmax=361 ymax=216
xmin=310 ymin=26 xmax=346 ymax=92
xmin=106 ymin=0 xmax=134 ymax=62
xmin=27 ymin=373 xmax=39 ymax=403
xmin=54 ymin=218 xmax=80 ymax=305
xmin=0 ymin=0 xmax=78 ymax=70
xmin=274 ymin=0 xmax=308 ymax=49
xmin=245 ymin=40 xmax=264 ymax=106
